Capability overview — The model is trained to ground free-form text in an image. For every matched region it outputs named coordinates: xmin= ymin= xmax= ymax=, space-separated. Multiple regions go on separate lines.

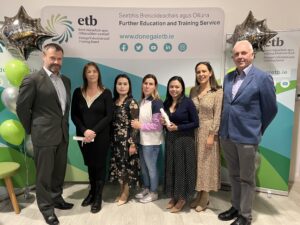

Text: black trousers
xmin=33 ymin=139 xmax=68 ymax=217
xmin=88 ymin=163 xmax=107 ymax=183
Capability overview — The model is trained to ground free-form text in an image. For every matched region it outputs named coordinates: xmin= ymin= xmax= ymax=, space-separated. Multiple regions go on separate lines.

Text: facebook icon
xmin=120 ymin=43 xmax=128 ymax=52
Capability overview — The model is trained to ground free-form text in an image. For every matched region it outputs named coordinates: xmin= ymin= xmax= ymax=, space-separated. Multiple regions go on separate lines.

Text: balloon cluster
xmin=0 ymin=6 xmax=54 ymax=60
xmin=0 ymin=58 xmax=34 ymax=198
xmin=227 ymin=11 xmax=277 ymax=52
xmin=0 ymin=59 xmax=29 ymax=147
xmin=0 ymin=6 xmax=48 ymax=153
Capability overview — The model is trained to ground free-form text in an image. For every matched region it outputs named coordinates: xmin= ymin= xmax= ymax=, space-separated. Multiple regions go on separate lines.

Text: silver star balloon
xmin=227 ymin=11 xmax=277 ymax=52
xmin=0 ymin=6 xmax=55 ymax=60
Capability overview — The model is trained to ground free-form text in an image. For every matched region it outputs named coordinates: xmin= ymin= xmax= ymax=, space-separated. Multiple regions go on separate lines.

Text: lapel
xmin=40 ymin=68 xmax=63 ymax=112
xmin=61 ymin=75 xmax=71 ymax=110
xmin=231 ymin=67 xmax=255 ymax=103
xmin=226 ymin=72 xmax=235 ymax=102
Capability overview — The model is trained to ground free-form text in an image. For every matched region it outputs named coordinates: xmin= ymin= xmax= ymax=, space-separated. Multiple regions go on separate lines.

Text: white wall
xmin=1 ymin=0 xmax=300 ymax=181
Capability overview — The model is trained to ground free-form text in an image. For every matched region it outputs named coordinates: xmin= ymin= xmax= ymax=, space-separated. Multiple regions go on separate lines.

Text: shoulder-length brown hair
xmin=81 ymin=62 xmax=103 ymax=93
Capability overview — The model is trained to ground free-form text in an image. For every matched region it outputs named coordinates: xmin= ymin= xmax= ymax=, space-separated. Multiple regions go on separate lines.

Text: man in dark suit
xmin=218 ymin=40 xmax=277 ymax=225
xmin=16 ymin=43 xmax=73 ymax=225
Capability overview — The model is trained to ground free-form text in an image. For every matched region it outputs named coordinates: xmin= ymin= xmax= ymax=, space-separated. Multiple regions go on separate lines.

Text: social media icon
xmin=280 ymin=80 xmax=290 ymax=88
xmin=178 ymin=43 xmax=187 ymax=52
xmin=164 ymin=43 xmax=172 ymax=52
xmin=119 ymin=43 xmax=128 ymax=52
xmin=134 ymin=43 xmax=143 ymax=52
xmin=149 ymin=43 xmax=158 ymax=52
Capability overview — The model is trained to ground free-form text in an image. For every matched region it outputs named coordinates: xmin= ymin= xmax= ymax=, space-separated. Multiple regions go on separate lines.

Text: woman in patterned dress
xmin=163 ymin=76 xmax=199 ymax=213
xmin=189 ymin=62 xmax=223 ymax=212
xmin=110 ymin=74 xmax=140 ymax=206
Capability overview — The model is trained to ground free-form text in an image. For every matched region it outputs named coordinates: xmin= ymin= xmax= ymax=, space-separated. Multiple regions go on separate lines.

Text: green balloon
xmin=4 ymin=59 xmax=30 ymax=87
xmin=0 ymin=119 xmax=25 ymax=145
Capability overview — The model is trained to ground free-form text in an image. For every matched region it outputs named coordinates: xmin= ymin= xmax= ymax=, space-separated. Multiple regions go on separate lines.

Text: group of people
xmin=16 ymin=39 xmax=278 ymax=225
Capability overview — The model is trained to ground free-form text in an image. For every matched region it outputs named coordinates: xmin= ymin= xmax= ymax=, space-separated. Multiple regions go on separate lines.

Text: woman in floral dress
xmin=110 ymin=74 xmax=140 ymax=206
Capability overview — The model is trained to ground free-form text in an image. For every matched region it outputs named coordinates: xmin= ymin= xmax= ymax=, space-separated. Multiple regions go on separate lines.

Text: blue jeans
xmin=139 ymin=145 xmax=160 ymax=192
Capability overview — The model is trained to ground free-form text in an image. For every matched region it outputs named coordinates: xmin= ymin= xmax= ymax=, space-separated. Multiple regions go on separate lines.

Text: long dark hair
xmin=113 ymin=74 xmax=133 ymax=101
xmin=141 ymin=74 xmax=160 ymax=100
xmin=164 ymin=76 xmax=185 ymax=109
xmin=82 ymin=62 xmax=103 ymax=93
xmin=194 ymin=62 xmax=221 ymax=91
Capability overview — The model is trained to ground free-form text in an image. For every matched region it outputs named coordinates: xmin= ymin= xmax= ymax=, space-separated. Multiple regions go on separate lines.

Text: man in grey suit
xmin=218 ymin=40 xmax=277 ymax=225
xmin=16 ymin=43 xmax=73 ymax=225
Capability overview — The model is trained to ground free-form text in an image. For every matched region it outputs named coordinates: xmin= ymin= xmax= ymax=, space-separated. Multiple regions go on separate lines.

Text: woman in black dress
xmin=109 ymin=74 xmax=140 ymax=206
xmin=71 ymin=62 xmax=113 ymax=213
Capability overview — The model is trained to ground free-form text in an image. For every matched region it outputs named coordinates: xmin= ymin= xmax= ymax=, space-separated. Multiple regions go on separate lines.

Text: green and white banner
xmin=39 ymin=6 xmax=225 ymax=182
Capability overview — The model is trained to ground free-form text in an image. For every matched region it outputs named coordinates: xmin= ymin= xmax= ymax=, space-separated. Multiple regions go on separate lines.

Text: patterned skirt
xmin=164 ymin=130 xmax=196 ymax=200
xmin=109 ymin=140 xmax=140 ymax=188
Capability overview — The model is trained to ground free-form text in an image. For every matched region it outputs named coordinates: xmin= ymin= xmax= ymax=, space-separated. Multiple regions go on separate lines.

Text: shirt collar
xmin=145 ymin=96 xmax=154 ymax=101
xmin=43 ymin=66 xmax=60 ymax=77
xmin=243 ymin=64 xmax=252 ymax=76
xmin=236 ymin=64 xmax=252 ymax=76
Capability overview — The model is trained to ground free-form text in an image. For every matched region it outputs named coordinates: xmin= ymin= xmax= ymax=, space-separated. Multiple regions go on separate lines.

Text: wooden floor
xmin=1 ymin=181 xmax=300 ymax=225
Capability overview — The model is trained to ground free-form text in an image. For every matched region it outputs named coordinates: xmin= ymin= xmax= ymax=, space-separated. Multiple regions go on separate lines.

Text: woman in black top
xmin=71 ymin=62 xmax=113 ymax=213
xmin=162 ymin=76 xmax=199 ymax=213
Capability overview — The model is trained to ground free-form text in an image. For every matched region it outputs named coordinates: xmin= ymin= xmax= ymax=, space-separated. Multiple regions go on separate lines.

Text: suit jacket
xmin=219 ymin=66 xmax=277 ymax=144
xmin=16 ymin=68 xmax=71 ymax=147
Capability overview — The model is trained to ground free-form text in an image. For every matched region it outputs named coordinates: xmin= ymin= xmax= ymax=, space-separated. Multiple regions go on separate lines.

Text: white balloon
xmin=1 ymin=87 xmax=19 ymax=114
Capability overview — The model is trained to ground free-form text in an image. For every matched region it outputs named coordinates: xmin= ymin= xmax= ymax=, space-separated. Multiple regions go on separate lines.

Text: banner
xmin=38 ymin=6 xmax=225 ymax=182
xmin=224 ymin=31 xmax=300 ymax=194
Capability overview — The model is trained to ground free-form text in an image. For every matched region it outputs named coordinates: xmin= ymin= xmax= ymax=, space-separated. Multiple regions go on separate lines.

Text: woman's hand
xmin=160 ymin=116 xmax=166 ymax=125
xmin=206 ymin=134 xmax=215 ymax=149
xmin=166 ymin=122 xmax=177 ymax=132
xmin=129 ymin=144 xmax=137 ymax=156
xmin=131 ymin=119 xmax=141 ymax=129
xmin=83 ymin=129 xmax=96 ymax=143
xmin=83 ymin=137 xmax=95 ymax=143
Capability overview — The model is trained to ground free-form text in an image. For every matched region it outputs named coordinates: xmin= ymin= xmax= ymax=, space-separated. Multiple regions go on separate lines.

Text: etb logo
xmin=266 ymin=37 xmax=284 ymax=47
xmin=78 ymin=15 xmax=97 ymax=26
